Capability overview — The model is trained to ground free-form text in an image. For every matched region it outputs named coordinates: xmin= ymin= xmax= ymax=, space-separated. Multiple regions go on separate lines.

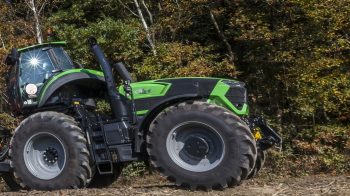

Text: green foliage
xmin=121 ymin=161 xmax=148 ymax=179
xmin=263 ymin=124 xmax=350 ymax=176
xmin=49 ymin=17 xmax=142 ymax=67
xmin=95 ymin=99 xmax=111 ymax=114
xmin=134 ymin=42 xmax=236 ymax=80
xmin=1 ymin=0 xmax=349 ymax=176
xmin=0 ymin=113 xmax=18 ymax=131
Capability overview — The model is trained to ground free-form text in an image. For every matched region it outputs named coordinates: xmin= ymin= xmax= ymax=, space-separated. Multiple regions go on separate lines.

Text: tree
xmin=0 ymin=0 xmax=349 ymax=174
xmin=117 ymin=0 xmax=156 ymax=56
xmin=25 ymin=0 xmax=48 ymax=43
xmin=6 ymin=0 xmax=58 ymax=44
xmin=133 ymin=0 xmax=156 ymax=56
xmin=208 ymin=6 xmax=237 ymax=78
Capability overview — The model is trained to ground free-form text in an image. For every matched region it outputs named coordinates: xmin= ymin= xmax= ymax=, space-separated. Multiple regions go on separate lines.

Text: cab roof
xmin=18 ymin=41 xmax=67 ymax=52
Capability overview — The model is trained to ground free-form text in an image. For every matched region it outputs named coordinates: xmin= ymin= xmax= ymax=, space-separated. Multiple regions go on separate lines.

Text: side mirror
xmin=4 ymin=48 xmax=19 ymax=66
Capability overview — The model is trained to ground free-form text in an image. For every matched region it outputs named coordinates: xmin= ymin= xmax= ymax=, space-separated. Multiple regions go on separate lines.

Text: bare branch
xmin=24 ymin=0 xmax=32 ymax=9
xmin=208 ymin=8 xmax=236 ymax=77
xmin=38 ymin=0 xmax=48 ymax=14
xmin=23 ymin=22 xmax=36 ymax=35
xmin=117 ymin=0 xmax=138 ymax=17
xmin=140 ymin=0 xmax=153 ymax=24
xmin=0 ymin=91 xmax=9 ymax=105
xmin=133 ymin=0 xmax=157 ymax=56
xmin=140 ymin=0 xmax=155 ymax=45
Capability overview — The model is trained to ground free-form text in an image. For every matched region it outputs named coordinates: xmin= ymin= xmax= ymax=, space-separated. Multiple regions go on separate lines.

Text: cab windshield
xmin=19 ymin=46 xmax=74 ymax=87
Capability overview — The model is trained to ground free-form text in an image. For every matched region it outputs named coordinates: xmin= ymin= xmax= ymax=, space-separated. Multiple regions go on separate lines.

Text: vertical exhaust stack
xmin=88 ymin=37 xmax=129 ymax=121
xmin=114 ymin=62 xmax=133 ymax=82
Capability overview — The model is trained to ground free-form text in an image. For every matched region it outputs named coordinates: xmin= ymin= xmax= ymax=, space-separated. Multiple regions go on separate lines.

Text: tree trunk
xmin=28 ymin=0 xmax=43 ymax=44
xmin=133 ymin=0 xmax=156 ymax=56
xmin=209 ymin=9 xmax=237 ymax=77
xmin=140 ymin=0 xmax=155 ymax=46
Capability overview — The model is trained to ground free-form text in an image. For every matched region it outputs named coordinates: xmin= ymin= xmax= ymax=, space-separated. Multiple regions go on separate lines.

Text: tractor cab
xmin=5 ymin=42 xmax=76 ymax=113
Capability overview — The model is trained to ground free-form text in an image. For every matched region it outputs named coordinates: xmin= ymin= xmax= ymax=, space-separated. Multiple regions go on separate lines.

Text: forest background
xmin=0 ymin=0 xmax=349 ymax=177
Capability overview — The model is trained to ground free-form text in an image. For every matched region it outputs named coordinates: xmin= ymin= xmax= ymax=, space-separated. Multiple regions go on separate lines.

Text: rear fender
xmin=137 ymin=94 xmax=199 ymax=130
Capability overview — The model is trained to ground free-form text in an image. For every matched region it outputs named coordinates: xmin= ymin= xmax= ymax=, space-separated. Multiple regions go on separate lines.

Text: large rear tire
xmin=9 ymin=112 xmax=92 ymax=190
xmin=147 ymin=101 xmax=257 ymax=190
xmin=246 ymin=149 xmax=266 ymax=179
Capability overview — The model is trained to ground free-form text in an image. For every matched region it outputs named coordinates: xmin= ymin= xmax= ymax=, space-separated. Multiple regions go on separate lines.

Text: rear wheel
xmin=147 ymin=101 xmax=257 ymax=190
xmin=9 ymin=112 xmax=92 ymax=190
xmin=247 ymin=149 xmax=266 ymax=179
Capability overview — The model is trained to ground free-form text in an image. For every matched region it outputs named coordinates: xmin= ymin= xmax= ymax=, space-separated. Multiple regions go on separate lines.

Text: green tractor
xmin=0 ymin=37 xmax=281 ymax=190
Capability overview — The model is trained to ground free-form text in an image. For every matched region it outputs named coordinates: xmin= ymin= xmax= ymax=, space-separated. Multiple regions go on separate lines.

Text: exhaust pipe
xmin=113 ymin=62 xmax=133 ymax=82
xmin=88 ymin=37 xmax=129 ymax=121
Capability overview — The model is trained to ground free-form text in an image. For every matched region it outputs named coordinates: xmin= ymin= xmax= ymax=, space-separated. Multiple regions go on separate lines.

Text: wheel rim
xmin=166 ymin=121 xmax=225 ymax=172
xmin=23 ymin=132 xmax=66 ymax=180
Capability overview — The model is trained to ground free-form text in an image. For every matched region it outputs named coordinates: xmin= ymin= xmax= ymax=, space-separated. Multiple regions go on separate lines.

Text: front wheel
xmin=1 ymin=172 xmax=21 ymax=191
xmin=9 ymin=112 xmax=92 ymax=190
xmin=147 ymin=101 xmax=257 ymax=190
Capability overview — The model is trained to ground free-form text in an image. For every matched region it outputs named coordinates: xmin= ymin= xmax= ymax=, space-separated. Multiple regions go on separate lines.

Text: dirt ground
xmin=0 ymin=174 xmax=349 ymax=196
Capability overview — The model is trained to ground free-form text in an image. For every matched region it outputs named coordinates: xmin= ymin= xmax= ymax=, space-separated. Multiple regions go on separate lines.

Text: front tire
xmin=9 ymin=112 xmax=92 ymax=190
xmin=147 ymin=101 xmax=257 ymax=190
xmin=2 ymin=172 xmax=21 ymax=191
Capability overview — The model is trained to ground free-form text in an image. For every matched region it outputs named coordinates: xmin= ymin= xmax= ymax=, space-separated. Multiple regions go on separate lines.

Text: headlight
xmin=25 ymin=83 xmax=38 ymax=95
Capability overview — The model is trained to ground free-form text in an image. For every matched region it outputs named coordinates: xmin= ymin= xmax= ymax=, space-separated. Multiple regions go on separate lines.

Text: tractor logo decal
xmin=135 ymin=88 xmax=151 ymax=94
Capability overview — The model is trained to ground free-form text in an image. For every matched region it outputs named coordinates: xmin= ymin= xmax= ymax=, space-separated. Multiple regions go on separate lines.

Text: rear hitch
xmin=243 ymin=116 xmax=282 ymax=151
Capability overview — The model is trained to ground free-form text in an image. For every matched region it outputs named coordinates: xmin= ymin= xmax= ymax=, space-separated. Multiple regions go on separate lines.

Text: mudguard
xmin=118 ymin=77 xmax=249 ymax=130
xmin=120 ymin=78 xmax=247 ymax=115
xmin=38 ymin=69 xmax=105 ymax=107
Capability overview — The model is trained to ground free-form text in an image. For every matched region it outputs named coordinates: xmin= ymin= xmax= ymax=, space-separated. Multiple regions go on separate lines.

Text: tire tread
xmin=147 ymin=101 xmax=257 ymax=190
xmin=8 ymin=112 xmax=92 ymax=190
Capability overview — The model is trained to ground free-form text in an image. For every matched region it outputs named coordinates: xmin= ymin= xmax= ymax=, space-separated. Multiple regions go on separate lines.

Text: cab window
xmin=51 ymin=47 xmax=74 ymax=70
xmin=19 ymin=47 xmax=55 ymax=86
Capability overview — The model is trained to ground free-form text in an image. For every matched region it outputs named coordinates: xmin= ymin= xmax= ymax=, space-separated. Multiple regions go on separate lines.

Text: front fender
xmin=38 ymin=69 xmax=105 ymax=107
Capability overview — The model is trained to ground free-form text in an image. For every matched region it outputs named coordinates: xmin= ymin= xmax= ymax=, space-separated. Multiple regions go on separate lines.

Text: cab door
xmin=6 ymin=61 xmax=22 ymax=113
